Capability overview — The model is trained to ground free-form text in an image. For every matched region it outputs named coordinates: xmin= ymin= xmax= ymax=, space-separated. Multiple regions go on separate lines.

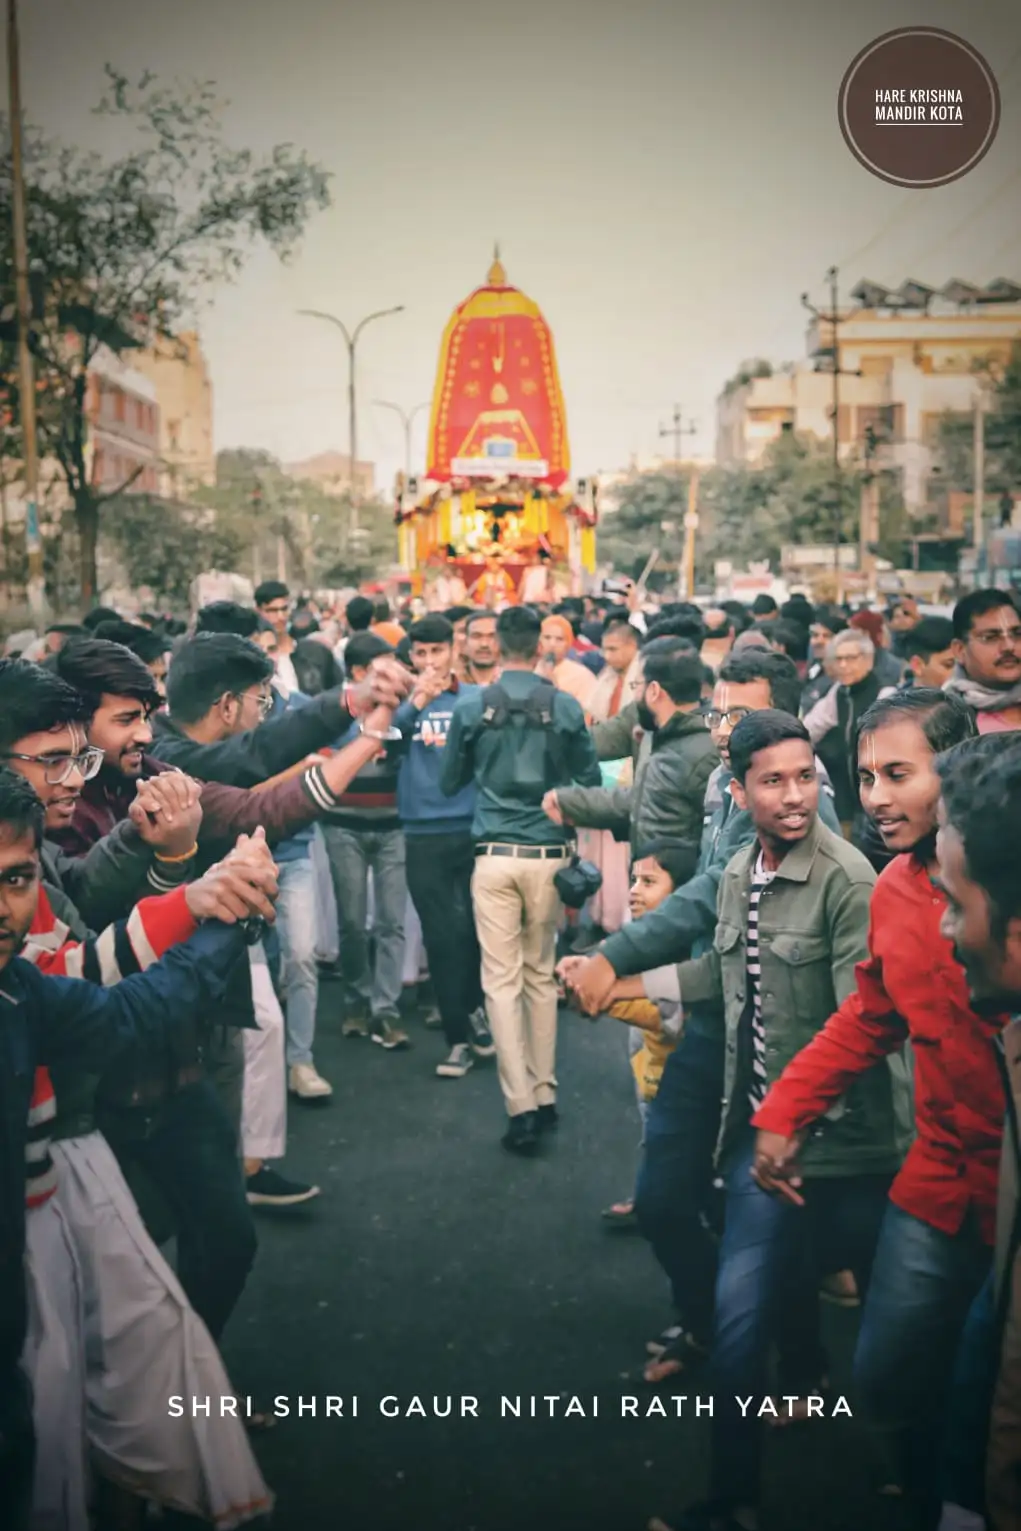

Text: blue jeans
xmin=323 ymin=825 xmax=407 ymax=1019
xmin=709 ymin=1130 xmax=891 ymax=1509
xmin=853 ymin=1204 xmax=993 ymax=1522
xmin=634 ymin=1029 xmax=726 ymax=1345
xmin=271 ymin=855 xmax=320 ymax=1067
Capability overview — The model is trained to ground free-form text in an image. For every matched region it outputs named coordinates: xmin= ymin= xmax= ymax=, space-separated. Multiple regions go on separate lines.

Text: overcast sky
xmin=8 ymin=0 xmax=1021 ymax=492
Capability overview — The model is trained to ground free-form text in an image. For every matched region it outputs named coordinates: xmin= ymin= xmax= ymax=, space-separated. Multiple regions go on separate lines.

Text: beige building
xmin=283 ymin=450 xmax=375 ymax=499
xmin=133 ymin=331 xmax=215 ymax=497
xmin=716 ymin=278 xmax=1021 ymax=513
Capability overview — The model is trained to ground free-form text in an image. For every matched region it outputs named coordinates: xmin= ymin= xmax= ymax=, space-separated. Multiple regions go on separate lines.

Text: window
xmin=859 ymin=354 xmax=893 ymax=378
xmin=114 ymin=389 xmax=125 ymax=424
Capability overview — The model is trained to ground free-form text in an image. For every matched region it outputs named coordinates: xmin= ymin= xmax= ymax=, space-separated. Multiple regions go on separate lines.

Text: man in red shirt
xmin=753 ymin=688 xmax=1000 ymax=1530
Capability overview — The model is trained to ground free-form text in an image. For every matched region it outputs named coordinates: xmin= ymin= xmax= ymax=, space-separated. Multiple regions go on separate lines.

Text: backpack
xmin=472 ymin=680 xmax=569 ymax=798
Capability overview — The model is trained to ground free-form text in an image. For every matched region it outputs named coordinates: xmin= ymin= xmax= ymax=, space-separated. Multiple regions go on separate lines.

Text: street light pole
xmin=297 ymin=305 xmax=404 ymax=541
xmin=6 ymin=0 xmax=44 ymax=618
xmin=802 ymin=267 xmax=861 ymax=605
xmin=373 ymin=399 xmax=430 ymax=479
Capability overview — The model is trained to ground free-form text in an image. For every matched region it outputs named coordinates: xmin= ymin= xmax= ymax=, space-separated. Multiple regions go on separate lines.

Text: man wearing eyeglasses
xmin=944 ymin=588 xmax=1021 ymax=735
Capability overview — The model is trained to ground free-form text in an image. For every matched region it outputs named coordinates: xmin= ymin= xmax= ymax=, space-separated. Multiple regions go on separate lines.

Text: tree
xmin=595 ymin=468 xmax=692 ymax=579
xmin=0 ymin=67 xmax=331 ymax=604
xmin=933 ymin=341 xmax=1021 ymax=511
xmin=102 ymin=493 xmax=243 ymax=606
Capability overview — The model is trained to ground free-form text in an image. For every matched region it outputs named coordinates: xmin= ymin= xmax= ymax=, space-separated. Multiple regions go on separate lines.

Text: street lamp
xmin=297 ymin=305 xmax=405 ymax=538
xmin=373 ymin=399 xmax=431 ymax=479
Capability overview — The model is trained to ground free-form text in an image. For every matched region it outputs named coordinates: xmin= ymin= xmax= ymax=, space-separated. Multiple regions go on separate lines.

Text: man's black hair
xmin=344 ymin=632 xmax=393 ymax=674
xmin=408 ymin=615 xmax=454 ymax=646
xmin=464 ymin=608 xmax=497 ymax=634
xmin=728 ymin=709 xmax=811 ymax=785
xmin=0 ymin=765 xmax=45 ymax=848
xmin=952 ymin=588 xmax=1020 ymax=643
xmin=165 ymin=633 xmax=274 ymax=725
xmin=936 ymin=735 xmax=1021 ymax=939
xmin=811 ymin=604 xmax=848 ymax=638
xmin=91 ymin=620 xmax=168 ymax=667
xmin=717 ymin=650 xmax=802 ymax=719
xmin=395 ymin=635 xmax=414 ymax=669
xmin=903 ymin=616 xmax=955 ymax=662
xmin=54 ymin=638 xmax=162 ymax=716
xmin=196 ymin=601 xmax=261 ymax=638
xmin=345 ymin=596 xmax=374 ymax=632
xmin=0 ymin=659 xmax=92 ymax=753
xmin=703 ymin=611 xmax=736 ymax=640
xmin=81 ymin=606 xmax=121 ymax=632
xmin=497 ymin=605 xmax=542 ymax=660
xmin=602 ymin=614 xmax=639 ymax=641
xmin=641 ymin=641 xmax=704 ymax=705
xmin=857 ymin=687 xmax=975 ymax=758
xmin=750 ymin=594 xmax=778 ymax=617
xmin=254 ymin=580 xmax=289 ymax=607
xmin=45 ymin=622 xmax=87 ymax=639
xmin=290 ymin=610 xmax=320 ymax=637
xmin=643 ymin=613 xmax=706 ymax=647
xmin=764 ymin=619 xmax=808 ymax=663
xmin=633 ymin=836 xmax=701 ymax=890
xmin=444 ymin=605 xmax=474 ymax=626
xmin=137 ymin=611 xmax=160 ymax=627
xmin=373 ymin=599 xmax=391 ymax=623
xmin=780 ymin=597 xmax=814 ymax=627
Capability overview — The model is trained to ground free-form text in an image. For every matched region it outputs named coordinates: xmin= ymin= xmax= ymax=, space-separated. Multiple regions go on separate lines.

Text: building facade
xmin=132 ymin=331 xmax=215 ymax=496
xmin=84 ymin=348 xmax=161 ymax=497
xmin=716 ymin=279 xmax=1021 ymax=513
xmin=283 ymin=450 xmax=375 ymax=500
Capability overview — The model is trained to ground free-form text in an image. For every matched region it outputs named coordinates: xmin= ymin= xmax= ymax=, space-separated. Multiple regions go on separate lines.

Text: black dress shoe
xmin=502 ymin=1112 xmax=539 ymax=1154
xmin=536 ymin=1104 xmax=559 ymax=1132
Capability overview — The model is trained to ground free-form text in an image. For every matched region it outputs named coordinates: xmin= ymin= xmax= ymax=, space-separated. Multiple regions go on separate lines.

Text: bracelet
xmin=154 ymin=844 xmax=199 ymax=864
xmin=358 ymin=720 xmax=402 ymax=743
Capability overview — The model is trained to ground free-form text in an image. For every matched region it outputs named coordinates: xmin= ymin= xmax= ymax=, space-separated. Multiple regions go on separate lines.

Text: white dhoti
xmin=50 ymin=1133 xmax=272 ymax=1528
xmin=23 ymin=1195 xmax=89 ymax=1531
xmin=242 ymin=943 xmax=287 ymax=1163
xmin=310 ymin=825 xmax=339 ymax=964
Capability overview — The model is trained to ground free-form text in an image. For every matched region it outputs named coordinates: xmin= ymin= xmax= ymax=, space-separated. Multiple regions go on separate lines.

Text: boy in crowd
xmin=320 ymin=632 xmax=410 ymax=1049
xmin=902 ymin=615 xmax=957 ymax=690
xmin=394 ymin=615 xmax=493 ymax=1078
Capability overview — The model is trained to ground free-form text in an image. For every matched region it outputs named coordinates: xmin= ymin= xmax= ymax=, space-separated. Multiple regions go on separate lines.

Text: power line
xmin=899 ymin=165 xmax=1021 ymax=272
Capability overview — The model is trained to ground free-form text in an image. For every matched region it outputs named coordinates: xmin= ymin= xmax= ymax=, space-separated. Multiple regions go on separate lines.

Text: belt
xmin=475 ymin=843 xmax=571 ymax=860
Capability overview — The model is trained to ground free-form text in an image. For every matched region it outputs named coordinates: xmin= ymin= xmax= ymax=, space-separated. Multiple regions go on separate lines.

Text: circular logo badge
xmin=839 ymin=27 xmax=1000 ymax=188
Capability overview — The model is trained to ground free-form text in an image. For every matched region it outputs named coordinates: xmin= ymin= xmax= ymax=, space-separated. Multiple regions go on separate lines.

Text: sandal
xmin=643 ymin=1331 xmax=709 ymax=1385
xmin=645 ymin=1323 xmax=683 ymax=1358
xmin=602 ymin=1200 xmax=638 ymax=1230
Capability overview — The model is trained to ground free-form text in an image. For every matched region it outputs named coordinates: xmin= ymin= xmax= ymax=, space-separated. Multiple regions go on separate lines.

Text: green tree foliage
xmin=102 ymin=494 xmax=243 ymax=607
xmin=598 ymin=434 xmax=866 ymax=582
xmin=0 ymin=66 xmax=331 ymax=605
xmin=933 ymin=341 xmax=1021 ymax=514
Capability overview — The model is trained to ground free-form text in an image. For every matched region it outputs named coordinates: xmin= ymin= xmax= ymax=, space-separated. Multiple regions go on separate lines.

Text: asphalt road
xmin=221 ymin=981 xmax=914 ymax=1531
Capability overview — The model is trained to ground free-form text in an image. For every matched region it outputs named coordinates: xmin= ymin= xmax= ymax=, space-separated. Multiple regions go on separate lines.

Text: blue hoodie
xmin=395 ymin=682 xmax=478 ymax=836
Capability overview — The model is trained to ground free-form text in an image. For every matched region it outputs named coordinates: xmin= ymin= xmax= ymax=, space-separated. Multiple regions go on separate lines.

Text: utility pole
xmin=802 ymin=267 xmax=861 ymax=605
xmin=679 ymin=468 xmax=700 ymax=600
xmin=659 ymin=404 xmax=697 ymax=464
xmin=6 ymin=0 xmax=44 ymax=618
xmin=374 ymin=399 xmax=431 ymax=479
xmin=860 ymin=424 xmax=880 ymax=592
xmin=973 ymin=383 xmax=986 ymax=557
xmin=297 ymin=305 xmax=404 ymax=545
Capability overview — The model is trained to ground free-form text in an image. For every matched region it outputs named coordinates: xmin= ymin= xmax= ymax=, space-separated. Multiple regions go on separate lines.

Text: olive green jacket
xmin=676 ymin=817 xmax=912 ymax=1177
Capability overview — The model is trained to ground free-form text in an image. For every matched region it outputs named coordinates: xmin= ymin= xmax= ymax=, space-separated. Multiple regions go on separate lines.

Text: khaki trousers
xmin=471 ymin=853 xmax=563 ymax=1118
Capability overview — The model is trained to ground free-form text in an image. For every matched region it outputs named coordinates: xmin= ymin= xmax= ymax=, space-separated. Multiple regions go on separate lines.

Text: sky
xmin=7 ymin=0 xmax=1021 ymax=495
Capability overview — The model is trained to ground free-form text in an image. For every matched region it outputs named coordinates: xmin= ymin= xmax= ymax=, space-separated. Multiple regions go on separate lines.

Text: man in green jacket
xmin=543 ymin=641 xmax=717 ymax=854
xmin=631 ymin=711 xmax=909 ymax=1531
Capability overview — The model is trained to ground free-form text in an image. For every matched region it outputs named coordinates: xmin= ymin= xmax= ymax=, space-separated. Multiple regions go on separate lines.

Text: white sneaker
xmin=436 ymin=1043 xmax=474 ymax=1079
xmin=288 ymin=1063 xmax=333 ymax=1099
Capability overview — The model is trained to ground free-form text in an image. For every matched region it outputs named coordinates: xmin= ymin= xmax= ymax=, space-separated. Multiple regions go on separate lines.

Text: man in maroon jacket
xmin=753 ymin=690 xmax=1002 ymax=1531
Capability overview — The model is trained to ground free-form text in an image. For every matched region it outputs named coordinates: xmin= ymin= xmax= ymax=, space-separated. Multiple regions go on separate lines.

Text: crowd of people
xmin=1 ymin=575 xmax=1021 ymax=1531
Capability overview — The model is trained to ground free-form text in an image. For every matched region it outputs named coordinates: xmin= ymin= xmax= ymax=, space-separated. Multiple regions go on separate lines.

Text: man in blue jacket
xmin=0 ymin=767 xmax=273 ymax=1530
xmin=395 ymin=616 xmax=493 ymax=1079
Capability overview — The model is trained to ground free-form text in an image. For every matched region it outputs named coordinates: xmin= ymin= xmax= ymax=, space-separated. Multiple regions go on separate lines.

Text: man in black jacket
xmin=255 ymin=579 xmax=342 ymax=696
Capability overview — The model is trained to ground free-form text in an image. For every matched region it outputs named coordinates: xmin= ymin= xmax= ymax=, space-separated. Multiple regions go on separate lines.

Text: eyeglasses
xmin=0 ymin=746 xmax=104 ymax=785
xmin=971 ymin=626 xmax=1021 ymax=648
xmin=702 ymin=708 xmax=752 ymax=729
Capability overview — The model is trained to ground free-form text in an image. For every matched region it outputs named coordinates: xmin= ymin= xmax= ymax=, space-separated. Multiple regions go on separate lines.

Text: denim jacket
xmin=676 ymin=817 xmax=911 ymax=1177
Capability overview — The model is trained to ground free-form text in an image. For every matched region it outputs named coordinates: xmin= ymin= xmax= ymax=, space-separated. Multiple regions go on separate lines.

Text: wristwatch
xmin=359 ymin=720 xmax=402 ymax=742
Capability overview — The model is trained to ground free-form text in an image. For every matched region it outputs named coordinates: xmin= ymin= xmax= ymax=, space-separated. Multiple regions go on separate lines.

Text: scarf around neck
xmin=944 ymin=665 xmax=1021 ymax=714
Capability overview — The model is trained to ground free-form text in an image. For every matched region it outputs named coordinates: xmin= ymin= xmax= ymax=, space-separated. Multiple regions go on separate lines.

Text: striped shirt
xmin=746 ymin=851 xmax=775 ymax=1111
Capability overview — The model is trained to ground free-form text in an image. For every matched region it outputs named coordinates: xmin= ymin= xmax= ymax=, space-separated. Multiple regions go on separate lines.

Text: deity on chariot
xmin=395 ymin=250 xmax=597 ymax=608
